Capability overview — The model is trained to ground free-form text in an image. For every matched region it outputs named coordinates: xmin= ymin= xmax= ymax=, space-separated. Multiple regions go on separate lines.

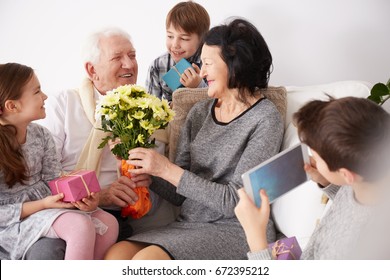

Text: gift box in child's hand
xmin=48 ymin=170 xmax=101 ymax=202
xmin=162 ymin=58 xmax=193 ymax=91
xmin=268 ymin=236 xmax=302 ymax=260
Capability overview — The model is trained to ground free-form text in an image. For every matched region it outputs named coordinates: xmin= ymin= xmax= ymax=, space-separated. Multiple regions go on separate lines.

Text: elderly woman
xmin=104 ymin=18 xmax=284 ymax=260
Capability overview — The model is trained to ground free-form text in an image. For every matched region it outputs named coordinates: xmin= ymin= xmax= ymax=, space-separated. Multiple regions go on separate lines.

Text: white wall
xmin=1 ymin=0 xmax=389 ymax=95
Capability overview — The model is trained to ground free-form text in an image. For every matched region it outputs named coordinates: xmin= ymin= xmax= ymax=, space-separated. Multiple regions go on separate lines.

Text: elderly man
xmin=27 ymin=27 xmax=177 ymax=259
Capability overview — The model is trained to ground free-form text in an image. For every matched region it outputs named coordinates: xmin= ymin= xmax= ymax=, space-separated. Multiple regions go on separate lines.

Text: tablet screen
xmin=242 ymin=143 xmax=309 ymax=207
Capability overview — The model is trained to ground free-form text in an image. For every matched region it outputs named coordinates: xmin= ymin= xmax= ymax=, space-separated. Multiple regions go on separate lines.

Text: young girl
xmin=0 ymin=63 xmax=119 ymax=260
xmin=235 ymin=96 xmax=390 ymax=259
xmin=145 ymin=1 xmax=210 ymax=102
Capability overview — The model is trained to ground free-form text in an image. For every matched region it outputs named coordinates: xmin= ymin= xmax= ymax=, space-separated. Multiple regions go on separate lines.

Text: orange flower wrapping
xmin=120 ymin=159 xmax=152 ymax=219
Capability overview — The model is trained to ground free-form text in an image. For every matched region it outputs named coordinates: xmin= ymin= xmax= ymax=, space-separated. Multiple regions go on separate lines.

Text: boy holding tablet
xmin=235 ymin=97 xmax=390 ymax=259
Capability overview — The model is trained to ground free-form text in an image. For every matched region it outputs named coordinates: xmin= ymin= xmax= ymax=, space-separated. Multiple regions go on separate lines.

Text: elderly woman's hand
xmin=126 ymin=147 xmax=170 ymax=178
xmin=126 ymin=147 xmax=184 ymax=186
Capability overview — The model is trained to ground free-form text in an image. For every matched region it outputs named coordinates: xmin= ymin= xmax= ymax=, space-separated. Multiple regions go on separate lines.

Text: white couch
xmin=272 ymin=80 xmax=372 ymax=248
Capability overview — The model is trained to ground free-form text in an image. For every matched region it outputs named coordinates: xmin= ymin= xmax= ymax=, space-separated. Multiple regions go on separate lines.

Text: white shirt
xmin=38 ymin=87 xmax=120 ymax=188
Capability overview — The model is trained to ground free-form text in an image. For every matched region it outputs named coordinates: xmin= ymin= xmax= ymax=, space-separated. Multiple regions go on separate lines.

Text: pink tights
xmin=51 ymin=210 xmax=119 ymax=260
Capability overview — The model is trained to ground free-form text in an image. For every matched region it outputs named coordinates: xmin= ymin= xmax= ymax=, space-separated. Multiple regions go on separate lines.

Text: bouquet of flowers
xmin=96 ymin=84 xmax=175 ymax=218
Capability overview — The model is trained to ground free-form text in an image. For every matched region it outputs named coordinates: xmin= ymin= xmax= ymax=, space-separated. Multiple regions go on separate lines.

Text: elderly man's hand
xmin=99 ymin=174 xmax=152 ymax=208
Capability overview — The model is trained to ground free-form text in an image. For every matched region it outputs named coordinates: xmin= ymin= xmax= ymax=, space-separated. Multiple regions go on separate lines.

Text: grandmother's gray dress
xmin=0 ymin=123 xmax=69 ymax=260
xmin=128 ymin=98 xmax=284 ymax=259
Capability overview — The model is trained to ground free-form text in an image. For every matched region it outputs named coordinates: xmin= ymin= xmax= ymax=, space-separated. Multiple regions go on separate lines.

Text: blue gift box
xmin=162 ymin=58 xmax=193 ymax=91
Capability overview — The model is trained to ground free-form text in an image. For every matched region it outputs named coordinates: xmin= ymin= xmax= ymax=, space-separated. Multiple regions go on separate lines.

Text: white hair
xmin=81 ymin=27 xmax=133 ymax=64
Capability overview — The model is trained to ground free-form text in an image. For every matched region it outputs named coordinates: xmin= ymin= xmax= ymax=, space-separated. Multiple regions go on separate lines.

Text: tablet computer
xmin=241 ymin=143 xmax=310 ymax=207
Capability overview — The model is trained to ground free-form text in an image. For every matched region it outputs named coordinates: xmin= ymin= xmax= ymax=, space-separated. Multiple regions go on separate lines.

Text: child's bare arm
xmin=20 ymin=193 xmax=74 ymax=219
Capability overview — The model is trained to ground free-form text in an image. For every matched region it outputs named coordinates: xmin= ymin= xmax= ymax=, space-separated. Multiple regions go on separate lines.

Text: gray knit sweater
xmin=131 ymin=97 xmax=284 ymax=259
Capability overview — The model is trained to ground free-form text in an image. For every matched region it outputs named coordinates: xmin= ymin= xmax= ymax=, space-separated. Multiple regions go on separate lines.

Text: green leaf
xmin=371 ymin=83 xmax=390 ymax=97
xmin=111 ymin=143 xmax=128 ymax=160
xmin=368 ymin=95 xmax=381 ymax=104
xmin=98 ymin=136 xmax=111 ymax=149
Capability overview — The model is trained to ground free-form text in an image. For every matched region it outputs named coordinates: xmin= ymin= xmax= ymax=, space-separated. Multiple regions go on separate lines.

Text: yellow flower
xmin=140 ymin=120 xmax=154 ymax=131
xmin=161 ymin=99 xmax=170 ymax=110
xmin=120 ymin=93 xmax=136 ymax=106
xmin=97 ymin=107 xmax=110 ymax=115
xmin=102 ymin=93 xmax=120 ymax=106
xmin=136 ymin=134 xmax=145 ymax=144
xmin=119 ymin=101 xmax=131 ymax=111
xmin=97 ymin=84 xmax=175 ymax=159
xmin=108 ymin=112 xmax=117 ymax=120
xmin=116 ymin=85 xmax=130 ymax=95
xmin=152 ymin=106 xmax=167 ymax=120
xmin=132 ymin=85 xmax=146 ymax=93
xmin=133 ymin=110 xmax=146 ymax=120
xmin=166 ymin=108 xmax=176 ymax=122
xmin=137 ymin=97 xmax=153 ymax=109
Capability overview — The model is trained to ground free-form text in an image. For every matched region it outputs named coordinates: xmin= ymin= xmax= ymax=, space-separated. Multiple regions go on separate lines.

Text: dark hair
xmin=0 ymin=62 xmax=34 ymax=187
xmin=166 ymin=1 xmax=210 ymax=41
xmin=294 ymin=96 xmax=390 ymax=181
xmin=203 ymin=18 xmax=273 ymax=103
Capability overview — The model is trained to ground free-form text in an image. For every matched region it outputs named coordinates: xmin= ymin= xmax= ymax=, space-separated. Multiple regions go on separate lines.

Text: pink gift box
xmin=48 ymin=170 xmax=101 ymax=202
xmin=268 ymin=236 xmax=302 ymax=260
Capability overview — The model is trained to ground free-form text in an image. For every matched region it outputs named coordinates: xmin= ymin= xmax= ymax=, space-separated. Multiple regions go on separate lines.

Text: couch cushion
xmin=285 ymin=80 xmax=372 ymax=127
xmin=272 ymin=181 xmax=327 ymax=249
xmin=167 ymin=88 xmax=211 ymax=162
xmin=167 ymin=86 xmax=287 ymax=161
